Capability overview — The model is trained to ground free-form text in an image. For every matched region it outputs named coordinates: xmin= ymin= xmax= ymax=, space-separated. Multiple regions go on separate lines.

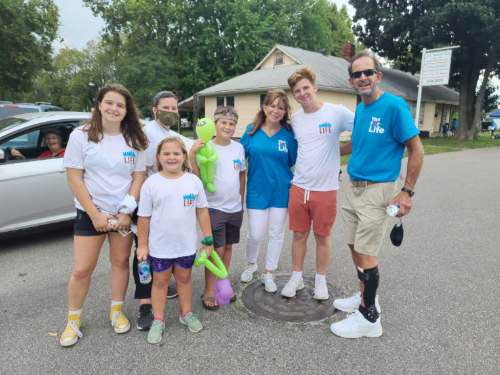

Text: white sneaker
xmin=313 ymin=277 xmax=329 ymax=300
xmin=330 ymin=310 xmax=382 ymax=338
xmin=280 ymin=276 xmax=305 ymax=298
xmin=333 ymin=292 xmax=381 ymax=313
xmin=261 ymin=273 xmax=277 ymax=293
xmin=240 ymin=264 xmax=258 ymax=283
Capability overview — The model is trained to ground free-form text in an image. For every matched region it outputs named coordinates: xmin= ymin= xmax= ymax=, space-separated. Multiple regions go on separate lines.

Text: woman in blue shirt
xmin=239 ymin=89 xmax=297 ymax=293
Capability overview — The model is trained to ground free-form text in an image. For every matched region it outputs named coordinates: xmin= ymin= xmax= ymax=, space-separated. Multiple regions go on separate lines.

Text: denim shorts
xmin=148 ymin=254 xmax=196 ymax=273
xmin=74 ymin=209 xmax=107 ymax=236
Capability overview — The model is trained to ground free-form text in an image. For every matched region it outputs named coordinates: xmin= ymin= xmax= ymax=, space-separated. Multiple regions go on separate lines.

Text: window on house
xmin=260 ymin=94 xmax=266 ymax=106
xmin=216 ymin=96 xmax=224 ymax=106
xmin=226 ymin=96 xmax=234 ymax=107
xmin=275 ymin=51 xmax=284 ymax=65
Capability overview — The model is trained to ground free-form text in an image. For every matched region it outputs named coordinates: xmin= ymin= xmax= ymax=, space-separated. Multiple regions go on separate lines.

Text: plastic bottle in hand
xmin=138 ymin=261 xmax=152 ymax=284
xmin=386 ymin=204 xmax=400 ymax=217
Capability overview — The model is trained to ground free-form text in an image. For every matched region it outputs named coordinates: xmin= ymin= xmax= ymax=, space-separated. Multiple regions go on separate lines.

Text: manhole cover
xmin=241 ymin=274 xmax=338 ymax=323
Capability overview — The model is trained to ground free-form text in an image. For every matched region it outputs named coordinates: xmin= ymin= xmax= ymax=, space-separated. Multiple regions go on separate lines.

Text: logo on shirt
xmin=318 ymin=122 xmax=333 ymax=134
xmin=122 ymin=150 xmax=137 ymax=164
xmin=368 ymin=117 xmax=385 ymax=134
xmin=183 ymin=193 xmax=198 ymax=207
xmin=278 ymin=140 xmax=288 ymax=152
xmin=233 ymin=159 xmax=243 ymax=170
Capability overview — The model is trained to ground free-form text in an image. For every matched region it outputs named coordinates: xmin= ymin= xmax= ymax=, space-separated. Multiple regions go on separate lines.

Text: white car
xmin=0 ymin=112 xmax=194 ymax=235
xmin=0 ymin=112 xmax=90 ymax=235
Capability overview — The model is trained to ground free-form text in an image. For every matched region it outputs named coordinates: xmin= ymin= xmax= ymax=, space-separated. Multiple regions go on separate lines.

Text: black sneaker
xmin=167 ymin=281 xmax=178 ymax=299
xmin=136 ymin=303 xmax=153 ymax=331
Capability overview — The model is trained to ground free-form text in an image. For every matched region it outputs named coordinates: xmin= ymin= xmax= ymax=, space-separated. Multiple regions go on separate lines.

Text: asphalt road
xmin=1 ymin=147 xmax=499 ymax=375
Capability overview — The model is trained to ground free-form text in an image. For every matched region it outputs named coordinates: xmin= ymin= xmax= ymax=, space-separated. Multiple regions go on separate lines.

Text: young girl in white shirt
xmin=136 ymin=137 xmax=213 ymax=344
xmin=60 ymin=84 xmax=148 ymax=347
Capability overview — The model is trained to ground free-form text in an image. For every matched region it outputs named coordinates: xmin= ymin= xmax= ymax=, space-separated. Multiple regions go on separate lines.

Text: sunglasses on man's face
xmin=350 ymin=69 xmax=377 ymax=79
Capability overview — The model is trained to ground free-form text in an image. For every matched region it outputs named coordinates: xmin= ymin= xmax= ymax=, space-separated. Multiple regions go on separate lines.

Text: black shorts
xmin=74 ymin=209 xmax=110 ymax=236
xmin=208 ymin=208 xmax=243 ymax=249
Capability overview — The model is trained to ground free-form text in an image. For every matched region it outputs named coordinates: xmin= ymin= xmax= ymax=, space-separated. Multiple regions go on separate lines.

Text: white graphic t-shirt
xmin=291 ymin=103 xmax=354 ymax=191
xmin=63 ymin=126 xmax=146 ymax=214
xmin=206 ymin=140 xmax=246 ymax=213
xmin=138 ymin=172 xmax=208 ymax=258
xmin=143 ymin=120 xmax=194 ymax=175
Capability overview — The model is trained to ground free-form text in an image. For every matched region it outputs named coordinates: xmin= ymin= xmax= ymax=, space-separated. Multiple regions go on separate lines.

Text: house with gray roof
xmin=185 ymin=44 xmax=459 ymax=137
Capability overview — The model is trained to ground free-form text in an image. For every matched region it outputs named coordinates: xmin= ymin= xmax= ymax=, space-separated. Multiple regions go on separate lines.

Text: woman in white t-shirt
xmin=136 ymin=137 xmax=213 ymax=344
xmin=60 ymin=84 xmax=148 ymax=347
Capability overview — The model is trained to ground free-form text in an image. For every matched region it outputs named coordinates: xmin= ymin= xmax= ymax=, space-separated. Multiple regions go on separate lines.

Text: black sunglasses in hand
xmin=350 ymin=68 xmax=377 ymax=79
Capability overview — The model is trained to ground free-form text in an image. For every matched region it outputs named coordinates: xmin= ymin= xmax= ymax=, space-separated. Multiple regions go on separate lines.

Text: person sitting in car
xmin=11 ymin=130 xmax=65 ymax=159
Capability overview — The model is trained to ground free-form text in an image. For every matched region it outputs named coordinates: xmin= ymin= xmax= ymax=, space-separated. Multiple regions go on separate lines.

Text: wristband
xmin=201 ymin=236 xmax=214 ymax=246
xmin=118 ymin=194 xmax=137 ymax=214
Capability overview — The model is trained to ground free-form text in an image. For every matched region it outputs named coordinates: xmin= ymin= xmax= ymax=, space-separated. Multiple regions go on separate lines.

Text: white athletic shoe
xmin=240 ymin=264 xmax=258 ymax=283
xmin=313 ymin=277 xmax=329 ymax=300
xmin=330 ymin=310 xmax=382 ymax=338
xmin=261 ymin=273 xmax=277 ymax=293
xmin=280 ymin=276 xmax=305 ymax=298
xmin=333 ymin=292 xmax=381 ymax=313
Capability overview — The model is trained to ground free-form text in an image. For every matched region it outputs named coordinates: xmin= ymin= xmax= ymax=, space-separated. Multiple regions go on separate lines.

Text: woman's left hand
xmin=116 ymin=213 xmax=131 ymax=232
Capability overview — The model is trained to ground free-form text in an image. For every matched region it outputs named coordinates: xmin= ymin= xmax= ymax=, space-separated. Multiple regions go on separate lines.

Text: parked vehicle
xmin=0 ymin=111 xmax=90 ymax=234
xmin=0 ymin=112 xmax=194 ymax=235
xmin=0 ymin=103 xmax=63 ymax=119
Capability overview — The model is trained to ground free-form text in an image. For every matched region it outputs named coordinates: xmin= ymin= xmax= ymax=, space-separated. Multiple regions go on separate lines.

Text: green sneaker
xmin=147 ymin=320 xmax=165 ymax=344
xmin=179 ymin=312 xmax=203 ymax=333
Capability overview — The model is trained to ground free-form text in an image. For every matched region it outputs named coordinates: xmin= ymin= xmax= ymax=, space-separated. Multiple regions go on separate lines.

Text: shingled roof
xmin=197 ymin=44 xmax=458 ymax=105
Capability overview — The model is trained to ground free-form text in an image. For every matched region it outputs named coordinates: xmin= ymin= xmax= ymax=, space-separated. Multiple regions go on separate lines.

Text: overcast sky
xmin=53 ymin=0 xmax=355 ymax=50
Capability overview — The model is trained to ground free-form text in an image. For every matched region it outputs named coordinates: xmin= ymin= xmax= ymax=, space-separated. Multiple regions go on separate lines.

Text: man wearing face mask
xmin=133 ymin=91 xmax=194 ymax=330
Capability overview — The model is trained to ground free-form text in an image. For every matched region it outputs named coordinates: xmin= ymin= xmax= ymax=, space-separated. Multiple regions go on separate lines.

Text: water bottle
xmin=138 ymin=261 xmax=152 ymax=284
xmin=386 ymin=204 xmax=400 ymax=217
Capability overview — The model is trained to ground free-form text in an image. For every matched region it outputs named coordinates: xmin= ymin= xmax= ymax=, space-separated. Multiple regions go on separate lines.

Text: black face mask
xmin=156 ymin=111 xmax=179 ymax=128
xmin=390 ymin=221 xmax=404 ymax=247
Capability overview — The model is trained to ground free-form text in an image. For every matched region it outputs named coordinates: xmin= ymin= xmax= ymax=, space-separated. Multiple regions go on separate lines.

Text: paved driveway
xmin=1 ymin=147 xmax=499 ymax=375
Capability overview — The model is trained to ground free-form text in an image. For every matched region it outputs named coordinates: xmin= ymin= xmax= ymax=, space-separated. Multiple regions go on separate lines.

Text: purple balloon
xmin=215 ymin=278 xmax=233 ymax=306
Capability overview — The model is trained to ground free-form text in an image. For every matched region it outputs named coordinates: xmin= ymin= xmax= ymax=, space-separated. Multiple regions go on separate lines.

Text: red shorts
xmin=288 ymin=185 xmax=337 ymax=237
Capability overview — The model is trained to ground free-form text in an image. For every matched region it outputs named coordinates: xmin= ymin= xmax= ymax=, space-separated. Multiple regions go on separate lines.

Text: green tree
xmin=84 ymin=0 xmax=356 ymax=111
xmin=26 ymin=42 xmax=118 ymax=111
xmin=0 ymin=0 xmax=58 ymax=99
xmin=483 ymin=82 xmax=499 ymax=115
xmin=350 ymin=0 xmax=500 ymax=140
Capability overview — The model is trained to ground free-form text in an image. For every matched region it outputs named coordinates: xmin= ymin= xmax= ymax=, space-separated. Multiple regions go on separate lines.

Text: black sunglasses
xmin=350 ymin=69 xmax=377 ymax=79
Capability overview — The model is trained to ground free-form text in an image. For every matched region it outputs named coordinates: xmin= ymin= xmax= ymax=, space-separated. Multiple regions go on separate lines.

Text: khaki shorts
xmin=341 ymin=182 xmax=397 ymax=256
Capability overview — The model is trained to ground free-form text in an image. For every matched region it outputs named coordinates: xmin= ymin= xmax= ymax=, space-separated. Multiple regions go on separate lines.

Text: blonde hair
xmin=155 ymin=137 xmax=191 ymax=172
xmin=287 ymin=67 xmax=316 ymax=90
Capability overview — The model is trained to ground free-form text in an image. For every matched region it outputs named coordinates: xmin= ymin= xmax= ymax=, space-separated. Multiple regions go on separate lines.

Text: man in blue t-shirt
xmin=330 ymin=51 xmax=424 ymax=339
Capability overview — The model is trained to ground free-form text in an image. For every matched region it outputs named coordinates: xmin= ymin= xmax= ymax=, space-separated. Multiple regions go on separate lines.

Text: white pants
xmin=246 ymin=208 xmax=288 ymax=271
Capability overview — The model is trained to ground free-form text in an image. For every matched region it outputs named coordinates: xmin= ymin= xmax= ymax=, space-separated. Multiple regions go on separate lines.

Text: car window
xmin=0 ymin=117 xmax=28 ymax=132
xmin=2 ymin=129 xmax=40 ymax=150
xmin=0 ymin=121 xmax=79 ymax=164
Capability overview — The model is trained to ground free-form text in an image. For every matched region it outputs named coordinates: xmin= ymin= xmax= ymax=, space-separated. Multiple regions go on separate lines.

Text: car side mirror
xmin=0 ymin=148 xmax=5 ymax=163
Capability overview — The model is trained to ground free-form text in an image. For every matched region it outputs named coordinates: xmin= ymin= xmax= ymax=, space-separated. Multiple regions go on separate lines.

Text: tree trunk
xmin=457 ymin=68 xmax=477 ymax=140
xmin=472 ymin=46 xmax=498 ymax=139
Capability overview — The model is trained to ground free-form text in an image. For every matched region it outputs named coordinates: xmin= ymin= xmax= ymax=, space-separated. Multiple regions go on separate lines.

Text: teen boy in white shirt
xmin=281 ymin=67 xmax=354 ymax=300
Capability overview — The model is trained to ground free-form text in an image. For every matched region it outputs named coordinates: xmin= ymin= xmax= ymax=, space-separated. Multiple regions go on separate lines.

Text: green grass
xmin=340 ymin=132 xmax=500 ymax=165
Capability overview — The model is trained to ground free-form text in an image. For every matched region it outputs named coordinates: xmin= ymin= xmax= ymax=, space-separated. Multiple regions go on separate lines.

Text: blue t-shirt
xmin=240 ymin=124 xmax=298 ymax=209
xmin=348 ymin=93 xmax=419 ymax=182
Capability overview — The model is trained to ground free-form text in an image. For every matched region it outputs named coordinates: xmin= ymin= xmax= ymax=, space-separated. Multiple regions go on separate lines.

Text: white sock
xmin=68 ymin=309 xmax=82 ymax=317
xmin=111 ymin=300 xmax=124 ymax=308
xmin=315 ymin=273 xmax=326 ymax=284
xmin=292 ymin=271 xmax=303 ymax=280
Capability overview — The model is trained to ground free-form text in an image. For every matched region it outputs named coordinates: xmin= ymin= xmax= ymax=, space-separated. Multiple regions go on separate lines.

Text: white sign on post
xmin=421 ymin=49 xmax=453 ymax=86
xmin=414 ymin=46 xmax=459 ymax=127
